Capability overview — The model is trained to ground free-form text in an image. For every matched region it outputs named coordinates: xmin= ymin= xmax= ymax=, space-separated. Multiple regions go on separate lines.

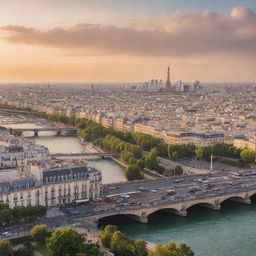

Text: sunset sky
xmin=0 ymin=0 xmax=256 ymax=83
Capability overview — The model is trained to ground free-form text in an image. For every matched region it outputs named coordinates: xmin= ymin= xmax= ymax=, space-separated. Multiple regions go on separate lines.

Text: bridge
xmin=51 ymin=152 xmax=118 ymax=158
xmin=10 ymin=127 xmax=77 ymax=136
xmin=93 ymin=187 xmax=256 ymax=224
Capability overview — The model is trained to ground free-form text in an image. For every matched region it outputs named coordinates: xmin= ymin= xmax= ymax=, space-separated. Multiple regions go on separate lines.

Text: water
xmin=99 ymin=200 xmax=256 ymax=256
xmin=0 ymin=119 xmax=126 ymax=184
xmin=3 ymin=118 xmax=256 ymax=255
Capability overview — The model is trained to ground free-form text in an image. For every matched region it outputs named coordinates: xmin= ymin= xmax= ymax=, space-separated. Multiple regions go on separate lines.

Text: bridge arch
xmin=147 ymin=207 xmax=187 ymax=218
xmin=220 ymin=195 xmax=251 ymax=205
xmin=185 ymin=202 xmax=220 ymax=211
xmin=97 ymin=212 xmax=148 ymax=224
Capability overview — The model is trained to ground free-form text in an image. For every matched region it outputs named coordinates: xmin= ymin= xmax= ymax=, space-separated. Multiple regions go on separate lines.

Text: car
xmin=138 ymin=186 xmax=148 ymax=191
xmin=121 ymin=194 xmax=130 ymax=199
xmin=174 ymin=178 xmax=184 ymax=183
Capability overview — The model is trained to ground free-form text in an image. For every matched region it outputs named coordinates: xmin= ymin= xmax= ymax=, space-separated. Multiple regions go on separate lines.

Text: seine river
xmin=2 ymin=118 xmax=256 ymax=255
xmin=0 ymin=120 xmax=126 ymax=184
xmin=100 ymin=200 xmax=256 ymax=256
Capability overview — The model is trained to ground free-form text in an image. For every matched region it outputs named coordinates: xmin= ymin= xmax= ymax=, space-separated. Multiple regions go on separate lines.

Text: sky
xmin=0 ymin=0 xmax=256 ymax=83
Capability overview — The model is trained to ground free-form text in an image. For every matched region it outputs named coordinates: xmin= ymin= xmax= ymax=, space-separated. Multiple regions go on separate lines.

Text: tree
xmin=47 ymin=228 xmax=84 ymax=256
xmin=134 ymin=240 xmax=147 ymax=256
xmin=0 ymin=240 xmax=14 ymax=256
xmin=150 ymin=242 xmax=194 ymax=256
xmin=125 ymin=165 xmax=143 ymax=181
xmin=137 ymin=159 xmax=145 ymax=170
xmin=110 ymin=231 xmax=134 ymax=256
xmin=145 ymin=148 xmax=164 ymax=174
xmin=240 ymin=149 xmax=255 ymax=163
xmin=31 ymin=224 xmax=48 ymax=245
xmin=145 ymin=148 xmax=158 ymax=170
xmin=121 ymin=150 xmax=134 ymax=164
xmin=99 ymin=225 xmax=119 ymax=248
xmin=82 ymin=243 xmax=103 ymax=256
xmin=173 ymin=165 xmax=183 ymax=176
xmin=195 ymin=148 xmax=203 ymax=160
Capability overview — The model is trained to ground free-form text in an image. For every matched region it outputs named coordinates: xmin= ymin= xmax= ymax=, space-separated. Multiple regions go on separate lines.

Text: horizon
xmin=0 ymin=0 xmax=256 ymax=82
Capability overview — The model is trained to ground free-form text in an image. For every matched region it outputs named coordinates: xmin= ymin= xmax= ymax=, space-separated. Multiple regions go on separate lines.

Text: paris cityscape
xmin=0 ymin=1 xmax=256 ymax=256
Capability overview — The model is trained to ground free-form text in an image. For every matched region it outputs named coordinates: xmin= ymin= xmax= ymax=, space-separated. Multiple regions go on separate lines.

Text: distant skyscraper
xmin=166 ymin=67 xmax=171 ymax=91
xmin=91 ymin=84 xmax=95 ymax=96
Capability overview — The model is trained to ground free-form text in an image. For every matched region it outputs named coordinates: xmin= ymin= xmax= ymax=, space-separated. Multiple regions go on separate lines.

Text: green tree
xmin=134 ymin=240 xmax=148 ymax=256
xmin=137 ymin=159 xmax=145 ymax=170
xmin=145 ymin=148 xmax=158 ymax=170
xmin=99 ymin=225 xmax=119 ymax=248
xmin=0 ymin=240 xmax=14 ymax=256
xmin=150 ymin=242 xmax=194 ymax=256
xmin=47 ymin=228 xmax=84 ymax=256
xmin=31 ymin=224 xmax=48 ymax=245
xmin=173 ymin=165 xmax=183 ymax=176
xmin=195 ymin=148 xmax=203 ymax=160
xmin=110 ymin=231 xmax=134 ymax=256
xmin=121 ymin=150 xmax=134 ymax=164
xmin=240 ymin=149 xmax=255 ymax=163
xmin=82 ymin=243 xmax=103 ymax=256
xmin=170 ymin=151 xmax=178 ymax=160
xmin=125 ymin=165 xmax=143 ymax=181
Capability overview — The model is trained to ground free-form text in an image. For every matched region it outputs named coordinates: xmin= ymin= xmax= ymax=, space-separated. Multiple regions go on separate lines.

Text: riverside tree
xmin=31 ymin=224 xmax=48 ymax=245
xmin=150 ymin=242 xmax=194 ymax=256
xmin=125 ymin=164 xmax=143 ymax=181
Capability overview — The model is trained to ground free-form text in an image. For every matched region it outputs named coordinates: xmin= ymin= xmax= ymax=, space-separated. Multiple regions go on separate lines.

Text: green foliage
xmin=195 ymin=147 xmax=211 ymax=160
xmin=82 ymin=243 xmax=103 ymax=256
xmin=0 ymin=240 xmax=14 ymax=256
xmin=31 ymin=225 xmax=48 ymax=245
xmin=240 ymin=148 xmax=255 ymax=163
xmin=137 ymin=159 xmax=145 ymax=170
xmin=132 ymin=133 xmax=161 ymax=151
xmin=110 ymin=231 xmax=134 ymax=256
xmin=168 ymin=144 xmax=195 ymax=159
xmin=156 ymin=143 xmax=168 ymax=158
xmin=125 ymin=165 xmax=143 ymax=181
xmin=145 ymin=148 xmax=164 ymax=174
xmin=150 ymin=242 xmax=194 ymax=256
xmin=121 ymin=150 xmax=135 ymax=164
xmin=99 ymin=225 xmax=119 ymax=248
xmin=0 ymin=204 xmax=45 ymax=227
xmin=173 ymin=165 xmax=183 ymax=176
xmin=134 ymin=240 xmax=147 ymax=256
xmin=47 ymin=227 xmax=84 ymax=256
xmin=100 ymin=226 xmax=148 ymax=256
xmin=14 ymin=245 xmax=33 ymax=256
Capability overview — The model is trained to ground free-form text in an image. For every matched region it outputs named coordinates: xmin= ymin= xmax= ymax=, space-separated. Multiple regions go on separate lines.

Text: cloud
xmin=1 ymin=7 xmax=256 ymax=57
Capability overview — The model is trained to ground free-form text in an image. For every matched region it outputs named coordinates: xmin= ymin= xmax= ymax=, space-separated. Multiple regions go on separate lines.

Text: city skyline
xmin=0 ymin=0 xmax=256 ymax=82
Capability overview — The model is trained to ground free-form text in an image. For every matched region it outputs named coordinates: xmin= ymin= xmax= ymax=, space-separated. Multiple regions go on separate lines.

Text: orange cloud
xmin=1 ymin=7 xmax=256 ymax=58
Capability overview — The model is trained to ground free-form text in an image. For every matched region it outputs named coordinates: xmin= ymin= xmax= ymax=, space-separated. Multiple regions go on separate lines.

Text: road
xmin=2 ymin=170 xmax=256 ymax=240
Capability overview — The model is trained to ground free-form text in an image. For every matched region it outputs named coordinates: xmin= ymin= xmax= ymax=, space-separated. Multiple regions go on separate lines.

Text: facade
xmin=163 ymin=132 xmax=224 ymax=147
xmin=0 ymin=139 xmax=50 ymax=168
xmin=179 ymin=132 xmax=224 ymax=147
xmin=0 ymin=164 xmax=102 ymax=208
xmin=233 ymin=138 xmax=256 ymax=151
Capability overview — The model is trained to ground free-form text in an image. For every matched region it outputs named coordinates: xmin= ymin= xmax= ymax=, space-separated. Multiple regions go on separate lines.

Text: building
xmin=163 ymin=131 xmax=224 ymax=147
xmin=0 ymin=131 xmax=50 ymax=168
xmin=0 ymin=163 xmax=102 ymax=208
xmin=166 ymin=67 xmax=171 ymax=91
xmin=233 ymin=138 xmax=256 ymax=151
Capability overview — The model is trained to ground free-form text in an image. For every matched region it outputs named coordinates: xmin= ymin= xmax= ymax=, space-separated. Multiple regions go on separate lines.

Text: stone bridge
xmin=95 ymin=190 xmax=256 ymax=224
xmin=10 ymin=127 xmax=77 ymax=136
xmin=52 ymin=152 xmax=118 ymax=158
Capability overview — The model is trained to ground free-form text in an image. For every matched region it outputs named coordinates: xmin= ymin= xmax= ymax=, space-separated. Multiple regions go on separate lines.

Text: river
xmin=2 ymin=116 xmax=256 ymax=255
xmin=0 ymin=118 xmax=126 ymax=184
xmin=99 ymin=200 xmax=256 ymax=256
